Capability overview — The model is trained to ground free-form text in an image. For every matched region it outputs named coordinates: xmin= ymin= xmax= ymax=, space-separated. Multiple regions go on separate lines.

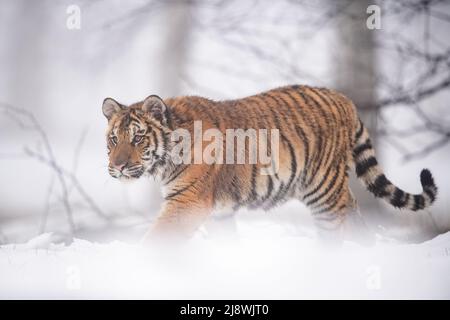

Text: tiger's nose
xmin=112 ymin=161 xmax=128 ymax=172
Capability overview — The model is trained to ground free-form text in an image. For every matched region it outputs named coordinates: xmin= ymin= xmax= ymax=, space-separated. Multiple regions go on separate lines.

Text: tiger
xmin=102 ymin=85 xmax=438 ymax=243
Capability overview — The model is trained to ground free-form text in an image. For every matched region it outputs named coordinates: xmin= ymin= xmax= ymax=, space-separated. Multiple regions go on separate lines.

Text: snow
xmin=1 ymin=225 xmax=450 ymax=299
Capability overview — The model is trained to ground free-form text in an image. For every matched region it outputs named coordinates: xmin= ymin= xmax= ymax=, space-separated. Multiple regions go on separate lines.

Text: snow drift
xmin=1 ymin=222 xmax=449 ymax=299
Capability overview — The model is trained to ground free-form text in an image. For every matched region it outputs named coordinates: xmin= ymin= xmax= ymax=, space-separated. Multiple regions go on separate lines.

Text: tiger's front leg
xmin=142 ymin=198 xmax=213 ymax=243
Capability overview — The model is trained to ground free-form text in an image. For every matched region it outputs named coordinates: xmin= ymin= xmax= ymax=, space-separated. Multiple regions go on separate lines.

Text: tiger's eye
xmin=133 ymin=135 xmax=143 ymax=144
xmin=110 ymin=136 xmax=118 ymax=145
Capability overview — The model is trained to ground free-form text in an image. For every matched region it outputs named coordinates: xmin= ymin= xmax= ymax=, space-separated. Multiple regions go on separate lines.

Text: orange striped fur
xmin=102 ymin=85 xmax=438 ymax=242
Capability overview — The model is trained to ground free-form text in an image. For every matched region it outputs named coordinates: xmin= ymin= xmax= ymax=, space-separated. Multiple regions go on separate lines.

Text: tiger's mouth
xmin=109 ymin=164 xmax=145 ymax=180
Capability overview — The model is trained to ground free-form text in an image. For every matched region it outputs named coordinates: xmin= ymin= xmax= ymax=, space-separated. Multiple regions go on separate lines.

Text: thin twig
xmin=0 ymin=102 xmax=75 ymax=233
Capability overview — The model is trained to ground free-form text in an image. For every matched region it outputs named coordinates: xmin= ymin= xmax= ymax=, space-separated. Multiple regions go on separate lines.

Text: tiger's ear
xmin=142 ymin=95 xmax=168 ymax=126
xmin=102 ymin=98 xmax=123 ymax=120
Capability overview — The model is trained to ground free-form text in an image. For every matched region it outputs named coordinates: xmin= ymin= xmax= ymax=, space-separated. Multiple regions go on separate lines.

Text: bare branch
xmin=0 ymin=102 xmax=75 ymax=233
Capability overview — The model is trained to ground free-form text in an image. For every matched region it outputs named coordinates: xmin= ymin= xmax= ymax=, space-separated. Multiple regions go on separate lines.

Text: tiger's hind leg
xmin=311 ymin=205 xmax=347 ymax=247
xmin=341 ymin=192 xmax=376 ymax=246
xmin=310 ymin=187 xmax=374 ymax=246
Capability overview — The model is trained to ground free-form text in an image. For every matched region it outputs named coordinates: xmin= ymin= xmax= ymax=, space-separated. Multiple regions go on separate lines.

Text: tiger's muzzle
xmin=108 ymin=163 xmax=145 ymax=179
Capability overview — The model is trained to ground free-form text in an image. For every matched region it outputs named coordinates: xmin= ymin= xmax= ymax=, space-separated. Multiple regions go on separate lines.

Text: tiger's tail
xmin=352 ymin=119 xmax=438 ymax=211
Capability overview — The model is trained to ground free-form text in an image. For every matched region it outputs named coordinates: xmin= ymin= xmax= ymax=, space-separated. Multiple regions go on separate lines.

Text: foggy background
xmin=1 ymin=0 xmax=449 ymax=245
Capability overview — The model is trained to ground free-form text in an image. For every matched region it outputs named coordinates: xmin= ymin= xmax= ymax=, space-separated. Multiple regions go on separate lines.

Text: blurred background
xmin=0 ymin=0 xmax=449 ymax=244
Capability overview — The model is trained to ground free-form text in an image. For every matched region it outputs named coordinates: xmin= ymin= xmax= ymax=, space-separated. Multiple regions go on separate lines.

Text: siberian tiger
xmin=102 ymin=85 xmax=438 ymax=243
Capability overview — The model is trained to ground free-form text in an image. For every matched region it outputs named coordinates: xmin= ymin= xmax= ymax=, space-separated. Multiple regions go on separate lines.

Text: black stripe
xmin=321 ymin=90 xmax=352 ymax=152
xmin=324 ymin=88 xmax=348 ymax=119
xmin=390 ymin=188 xmax=408 ymax=208
xmin=413 ymin=194 xmax=425 ymax=211
xmin=253 ymin=101 xmax=270 ymax=132
xmin=272 ymin=91 xmax=298 ymax=128
xmin=308 ymin=136 xmax=331 ymax=187
xmin=271 ymin=182 xmax=284 ymax=204
xmin=248 ymin=165 xmax=258 ymax=203
xmin=230 ymin=174 xmax=242 ymax=207
xmin=165 ymin=165 xmax=188 ymax=185
xmin=279 ymin=90 xmax=311 ymax=185
xmin=141 ymin=144 xmax=152 ymax=160
xmin=161 ymin=131 xmax=168 ymax=152
xmin=312 ymin=166 xmax=348 ymax=211
xmin=294 ymin=90 xmax=323 ymax=185
xmin=353 ymin=139 xmax=373 ymax=157
xmin=248 ymin=96 xmax=274 ymax=162
xmin=263 ymin=175 xmax=274 ymax=202
xmin=355 ymin=119 xmax=364 ymax=140
xmin=329 ymin=94 xmax=354 ymax=148
xmin=314 ymin=197 xmax=349 ymax=215
xmin=288 ymin=88 xmax=320 ymax=136
xmin=303 ymin=160 xmax=335 ymax=199
xmin=164 ymin=103 xmax=173 ymax=130
xmin=271 ymin=135 xmax=297 ymax=203
xmin=367 ymin=174 xmax=391 ymax=198
xmin=310 ymin=87 xmax=334 ymax=110
xmin=129 ymin=111 xmax=144 ymax=124
xmin=252 ymin=95 xmax=282 ymax=181
xmin=165 ymin=179 xmax=198 ymax=200
xmin=355 ymin=156 xmax=378 ymax=177
xmin=306 ymin=165 xmax=342 ymax=207
xmin=259 ymin=94 xmax=282 ymax=129
xmin=295 ymin=126 xmax=310 ymax=185
xmin=152 ymin=130 xmax=159 ymax=153
xmin=301 ymin=89 xmax=336 ymax=187
xmin=120 ymin=112 xmax=131 ymax=129
xmin=312 ymin=128 xmax=339 ymax=189
xmin=309 ymin=172 xmax=345 ymax=210
xmin=305 ymin=134 xmax=323 ymax=186
xmin=314 ymin=202 xmax=339 ymax=215
xmin=268 ymin=92 xmax=302 ymax=191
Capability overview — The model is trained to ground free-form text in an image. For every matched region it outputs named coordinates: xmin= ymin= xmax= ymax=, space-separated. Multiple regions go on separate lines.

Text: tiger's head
xmin=102 ymin=95 xmax=171 ymax=180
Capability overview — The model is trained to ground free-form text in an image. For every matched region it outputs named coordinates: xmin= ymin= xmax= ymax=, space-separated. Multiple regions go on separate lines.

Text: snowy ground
xmin=1 ymin=218 xmax=449 ymax=299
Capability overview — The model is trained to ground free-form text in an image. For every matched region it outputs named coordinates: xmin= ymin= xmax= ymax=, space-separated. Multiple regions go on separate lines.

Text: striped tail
xmin=353 ymin=119 xmax=438 ymax=211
